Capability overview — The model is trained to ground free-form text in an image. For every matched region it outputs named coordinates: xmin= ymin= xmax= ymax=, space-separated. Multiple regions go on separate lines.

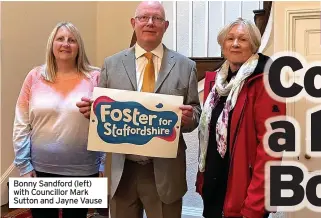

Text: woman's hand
xmin=99 ymin=171 xmax=104 ymax=177
xmin=22 ymin=170 xmax=36 ymax=177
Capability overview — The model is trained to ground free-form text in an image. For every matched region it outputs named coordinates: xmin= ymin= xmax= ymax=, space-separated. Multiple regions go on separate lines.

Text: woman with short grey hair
xmin=196 ymin=18 xmax=285 ymax=218
xmin=217 ymin=18 xmax=262 ymax=54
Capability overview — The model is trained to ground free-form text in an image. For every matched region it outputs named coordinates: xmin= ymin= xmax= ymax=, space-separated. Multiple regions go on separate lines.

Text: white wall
xmin=162 ymin=1 xmax=263 ymax=57
xmin=96 ymin=1 xmax=139 ymax=65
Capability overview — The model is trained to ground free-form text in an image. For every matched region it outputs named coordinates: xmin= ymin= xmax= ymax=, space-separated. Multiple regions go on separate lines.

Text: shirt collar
xmin=135 ymin=43 xmax=164 ymax=59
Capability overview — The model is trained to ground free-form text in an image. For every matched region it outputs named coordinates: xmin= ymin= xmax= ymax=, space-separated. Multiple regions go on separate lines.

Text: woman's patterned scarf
xmin=198 ymin=54 xmax=259 ymax=172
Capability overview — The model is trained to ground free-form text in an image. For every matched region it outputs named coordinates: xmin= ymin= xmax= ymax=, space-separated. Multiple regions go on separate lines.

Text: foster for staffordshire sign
xmin=87 ymin=87 xmax=183 ymax=158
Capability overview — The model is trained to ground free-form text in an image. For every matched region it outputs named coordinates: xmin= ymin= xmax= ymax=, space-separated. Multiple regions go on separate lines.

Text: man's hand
xmin=99 ymin=171 xmax=104 ymax=177
xmin=76 ymin=97 xmax=93 ymax=119
xmin=22 ymin=170 xmax=36 ymax=177
xmin=179 ymin=105 xmax=193 ymax=127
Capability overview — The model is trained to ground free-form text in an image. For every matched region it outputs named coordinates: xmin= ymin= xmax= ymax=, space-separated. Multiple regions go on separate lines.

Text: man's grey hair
xmin=134 ymin=1 xmax=166 ymax=20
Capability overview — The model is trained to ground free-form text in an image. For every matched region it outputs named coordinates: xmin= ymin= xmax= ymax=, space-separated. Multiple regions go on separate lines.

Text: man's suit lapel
xmin=122 ymin=47 xmax=137 ymax=91
xmin=155 ymin=46 xmax=176 ymax=92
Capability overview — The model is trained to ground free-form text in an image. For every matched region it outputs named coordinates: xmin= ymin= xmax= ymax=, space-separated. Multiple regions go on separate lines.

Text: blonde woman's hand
xmin=22 ymin=170 xmax=36 ymax=177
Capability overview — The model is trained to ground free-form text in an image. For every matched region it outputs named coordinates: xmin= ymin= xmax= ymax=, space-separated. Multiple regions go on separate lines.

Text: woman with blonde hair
xmin=196 ymin=18 xmax=285 ymax=218
xmin=13 ymin=22 xmax=105 ymax=218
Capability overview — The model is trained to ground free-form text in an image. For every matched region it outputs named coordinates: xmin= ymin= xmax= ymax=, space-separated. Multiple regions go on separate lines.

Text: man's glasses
xmin=135 ymin=16 xmax=165 ymax=25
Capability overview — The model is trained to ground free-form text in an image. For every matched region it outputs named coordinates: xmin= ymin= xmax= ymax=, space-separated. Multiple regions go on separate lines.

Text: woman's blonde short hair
xmin=43 ymin=22 xmax=99 ymax=82
xmin=217 ymin=18 xmax=262 ymax=53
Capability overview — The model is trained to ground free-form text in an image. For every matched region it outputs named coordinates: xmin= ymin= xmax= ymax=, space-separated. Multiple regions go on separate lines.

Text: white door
xmin=273 ymin=2 xmax=321 ymax=218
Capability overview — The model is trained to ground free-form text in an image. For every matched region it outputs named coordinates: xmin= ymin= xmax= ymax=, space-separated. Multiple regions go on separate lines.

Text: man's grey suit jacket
xmin=98 ymin=45 xmax=201 ymax=204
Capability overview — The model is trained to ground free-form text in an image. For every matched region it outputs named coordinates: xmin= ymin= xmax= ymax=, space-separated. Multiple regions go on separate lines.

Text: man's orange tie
xmin=141 ymin=52 xmax=155 ymax=92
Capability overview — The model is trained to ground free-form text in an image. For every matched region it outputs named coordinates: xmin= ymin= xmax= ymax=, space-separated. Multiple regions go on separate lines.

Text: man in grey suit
xmin=77 ymin=1 xmax=201 ymax=218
